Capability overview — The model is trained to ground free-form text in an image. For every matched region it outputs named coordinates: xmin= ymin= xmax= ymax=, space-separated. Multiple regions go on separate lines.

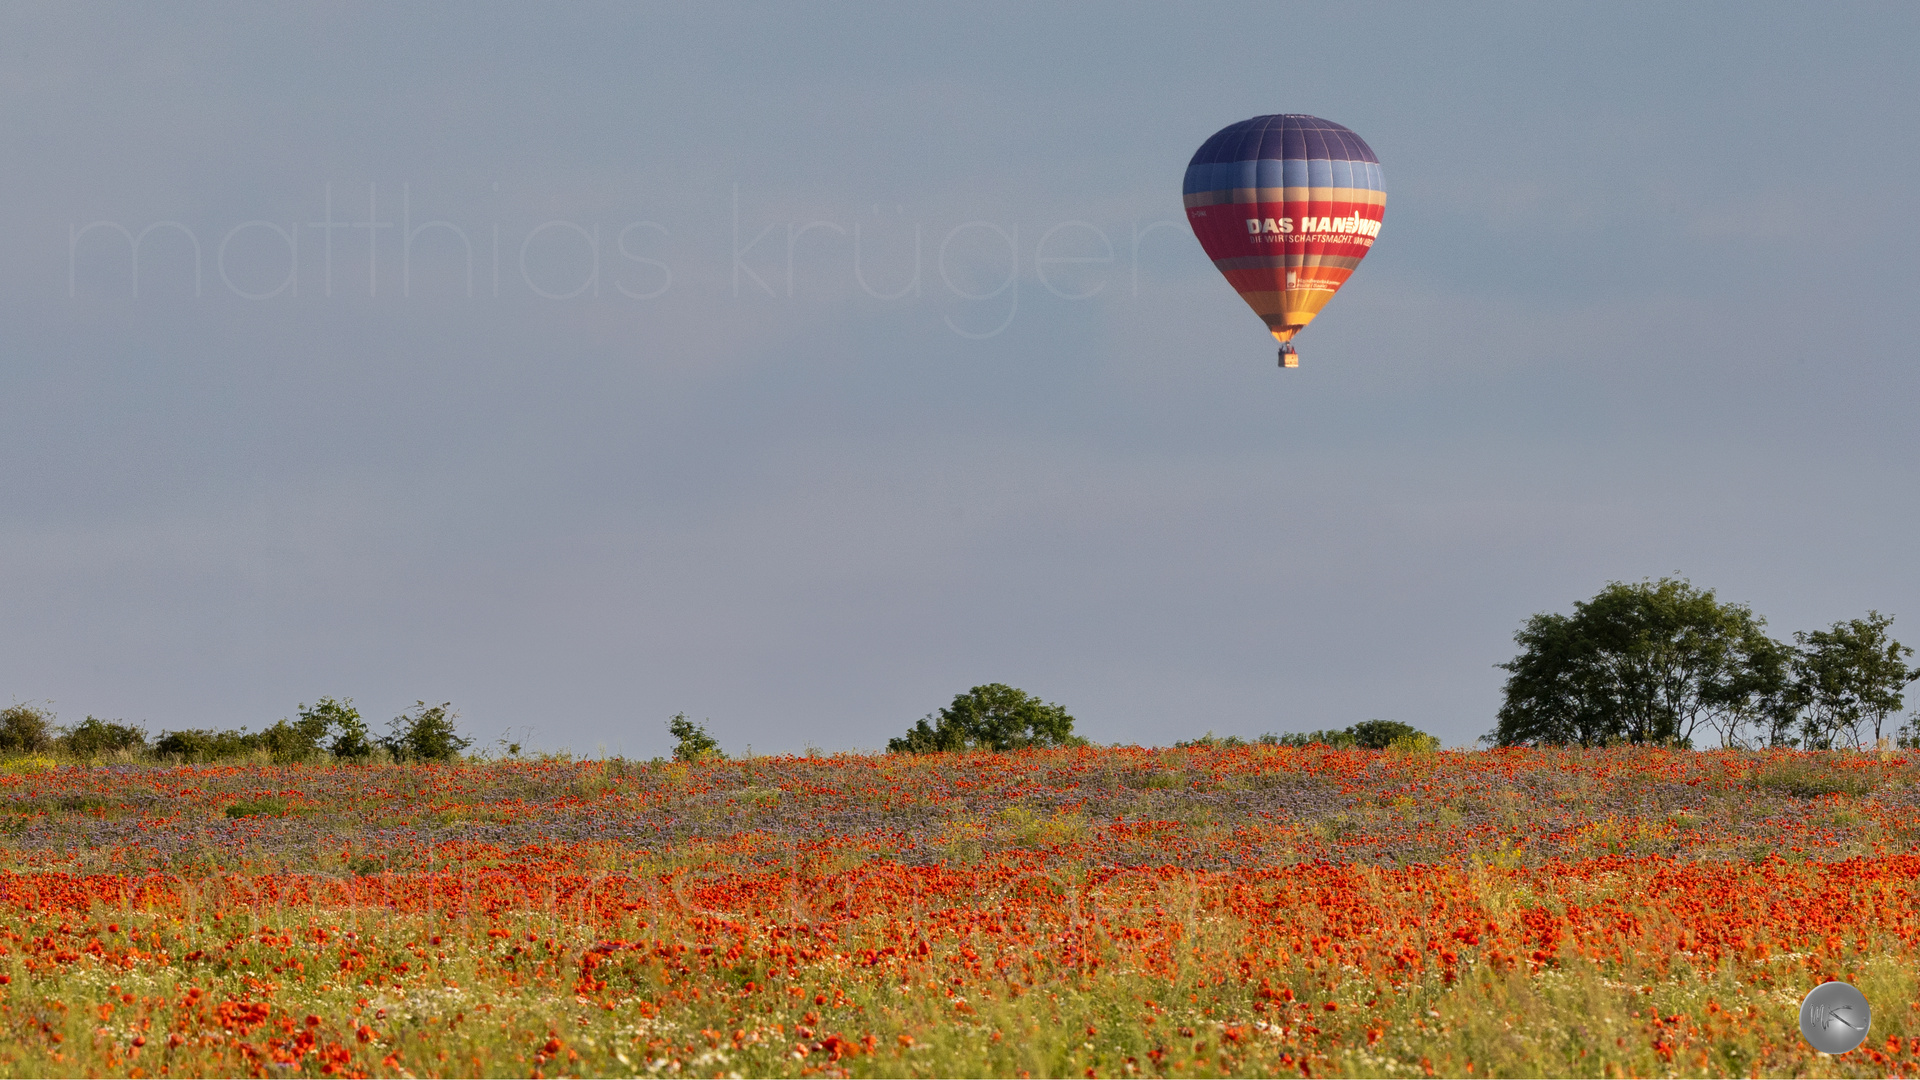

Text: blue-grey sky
xmin=4 ymin=3 xmax=1918 ymax=754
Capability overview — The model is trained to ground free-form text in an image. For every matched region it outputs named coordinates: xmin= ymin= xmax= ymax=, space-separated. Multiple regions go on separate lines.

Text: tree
xmin=667 ymin=713 xmax=724 ymax=762
xmin=888 ymin=684 xmax=1081 ymax=754
xmin=1789 ymin=612 xmax=1917 ymax=750
xmin=381 ymin=701 xmax=471 ymax=763
xmin=0 ymin=703 xmax=55 ymax=755
xmin=1493 ymin=578 xmax=1785 ymax=747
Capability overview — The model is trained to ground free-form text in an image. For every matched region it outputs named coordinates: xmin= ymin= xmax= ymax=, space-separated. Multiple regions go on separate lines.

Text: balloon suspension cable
xmin=1277 ymin=343 xmax=1299 ymax=369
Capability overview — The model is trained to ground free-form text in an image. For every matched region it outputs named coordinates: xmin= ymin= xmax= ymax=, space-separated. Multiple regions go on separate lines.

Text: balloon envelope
xmin=1184 ymin=115 xmax=1385 ymax=354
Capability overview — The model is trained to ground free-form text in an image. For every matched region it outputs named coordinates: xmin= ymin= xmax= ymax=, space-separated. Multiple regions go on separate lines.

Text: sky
xmin=3 ymin=2 xmax=1918 ymax=755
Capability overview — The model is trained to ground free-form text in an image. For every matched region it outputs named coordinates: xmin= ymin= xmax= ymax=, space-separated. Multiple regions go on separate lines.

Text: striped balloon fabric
xmin=1183 ymin=115 xmax=1385 ymax=366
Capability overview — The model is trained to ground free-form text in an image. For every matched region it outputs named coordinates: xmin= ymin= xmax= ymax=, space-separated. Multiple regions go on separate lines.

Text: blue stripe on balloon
xmin=1183 ymin=155 xmax=1386 ymax=195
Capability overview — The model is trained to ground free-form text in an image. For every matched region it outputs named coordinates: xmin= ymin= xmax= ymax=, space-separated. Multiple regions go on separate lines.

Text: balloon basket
xmin=1278 ymin=344 xmax=1299 ymax=369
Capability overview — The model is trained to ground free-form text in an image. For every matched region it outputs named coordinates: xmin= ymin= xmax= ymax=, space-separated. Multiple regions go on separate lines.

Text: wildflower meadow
xmin=0 ymin=744 xmax=1915 ymax=1077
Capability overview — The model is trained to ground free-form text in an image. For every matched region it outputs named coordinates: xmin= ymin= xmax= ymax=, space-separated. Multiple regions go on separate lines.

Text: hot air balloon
xmin=1184 ymin=115 xmax=1384 ymax=368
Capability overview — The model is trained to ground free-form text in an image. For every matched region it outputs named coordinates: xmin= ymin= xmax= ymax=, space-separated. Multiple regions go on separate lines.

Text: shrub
xmin=381 ymin=701 xmax=470 ymax=763
xmin=889 ymin=685 xmax=1082 ymax=754
xmin=59 ymin=716 xmax=148 ymax=757
xmin=254 ymin=720 xmax=317 ymax=763
xmin=667 ymin=713 xmax=724 ymax=762
xmin=256 ymin=698 xmax=353 ymax=763
xmin=1263 ymin=720 xmax=1440 ymax=751
xmin=1173 ymin=732 xmax=1275 ymax=749
xmin=1270 ymin=728 xmax=1359 ymax=749
xmin=1349 ymin=719 xmax=1438 ymax=750
xmin=0 ymin=704 xmax=57 ymax=755
xmin=153 ymin=728 xmax=260 ymax=761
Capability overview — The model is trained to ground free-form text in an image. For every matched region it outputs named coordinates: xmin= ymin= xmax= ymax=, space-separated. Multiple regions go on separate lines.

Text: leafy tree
xmin=381 ymin=701 xmax=471 ymax=763
xmin=1789 ymin=612 xmax=1917 ymax=749
xmin=667 ymin=713 xmax=724 ymax=762
xmin=888 ymin=684 xmax=1081 ymax=754
xmin=0 ymin=703 xmax=56 ymax=754
xmin=303 ymin=698 xmax=373 ymax=760
xmin=59 ymin=716 xmax=148 ymax=757
xmin=1491 ymin=611 xmax=1613 ymax=748
xmin=1493 ymin=578 xmax=1785 ymax=747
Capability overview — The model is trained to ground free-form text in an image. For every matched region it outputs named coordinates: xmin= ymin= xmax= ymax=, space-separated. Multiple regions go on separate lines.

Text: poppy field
xmin=0 ymin=745 xmax=1917 ymax=1077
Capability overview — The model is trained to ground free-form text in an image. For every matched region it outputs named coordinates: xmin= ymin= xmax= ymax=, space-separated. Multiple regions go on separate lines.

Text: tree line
xmin=657 ymin=685 xmax=1444 ymax=760
xmin=0 ymin=698 xmax=473 ymax=763
xmin=1492 ymin=577 xmax=1917 ymax=749
xmin=1174 ymin=720 xmax=1439 ymax=751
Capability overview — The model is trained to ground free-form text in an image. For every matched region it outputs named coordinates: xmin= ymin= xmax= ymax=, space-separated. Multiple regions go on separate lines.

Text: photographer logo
xmin=1799 ymin=981 xmax=1871 ymax=1055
